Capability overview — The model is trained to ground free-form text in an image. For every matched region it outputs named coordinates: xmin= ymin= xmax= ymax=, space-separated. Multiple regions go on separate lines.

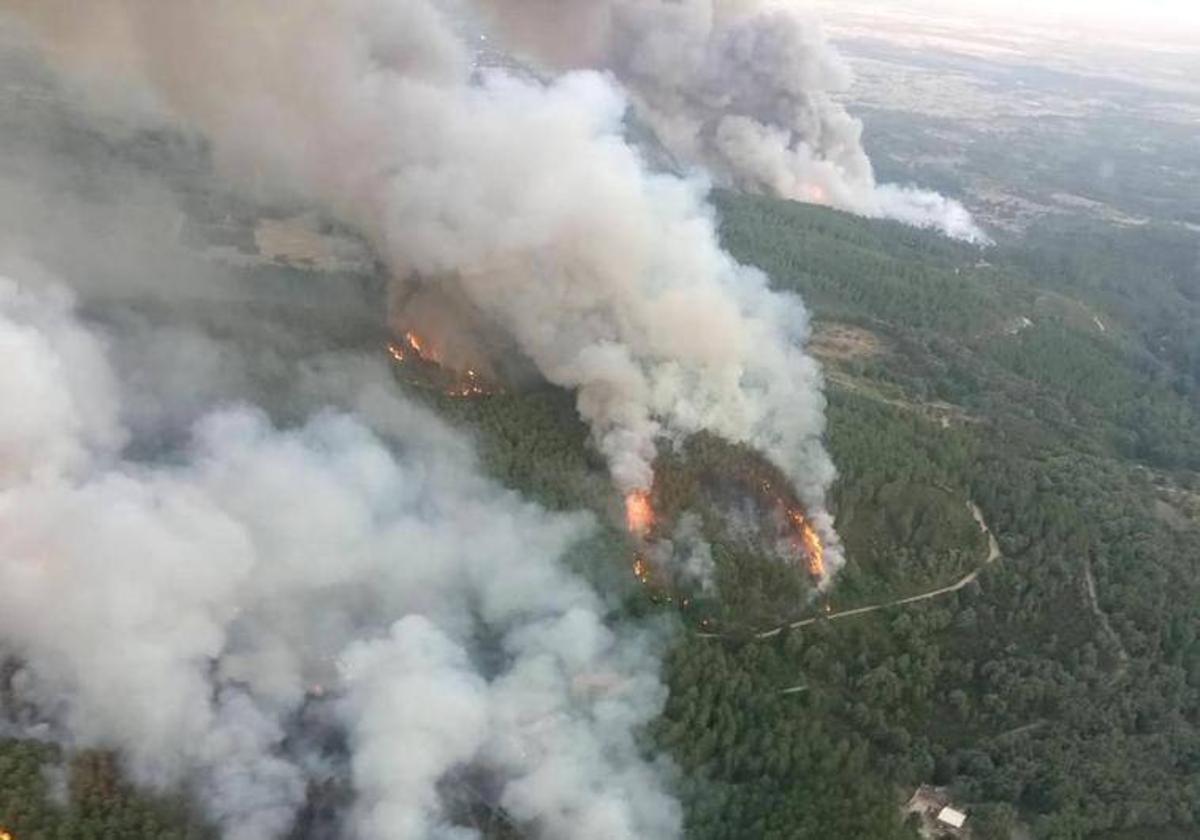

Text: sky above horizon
xmin=809 ymin=0 xmax=1200 ymax=32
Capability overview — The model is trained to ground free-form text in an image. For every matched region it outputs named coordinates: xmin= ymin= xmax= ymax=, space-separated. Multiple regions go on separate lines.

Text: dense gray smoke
xmin=0 ymin=2 xmax=866 ymax=834
xmin=0 ymin=276 xmax=679 ymax=838
xmin=1 ymin=0 xmax=841 ymax=536
xmin=477 ymin=0 xmax=988 ymax=242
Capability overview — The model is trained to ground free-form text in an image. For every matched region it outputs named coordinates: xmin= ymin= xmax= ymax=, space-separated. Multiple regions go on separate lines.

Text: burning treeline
xmin=387 ymin=330 xmax=499 ymax=399
xmin=623 ymin=464 xmax=827 ymax=592
xmin=387 ymin=330 xmax=827 ymax=591
xmin=387 ymin=326 xmax=827 ymax=596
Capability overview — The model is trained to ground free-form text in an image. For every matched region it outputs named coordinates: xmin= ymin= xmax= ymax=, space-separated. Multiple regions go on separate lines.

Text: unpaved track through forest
xmin=701 ymin=500 xmax=1003 ymax=642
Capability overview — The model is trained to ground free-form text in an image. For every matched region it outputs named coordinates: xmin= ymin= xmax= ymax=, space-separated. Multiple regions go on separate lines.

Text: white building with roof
xmin=936 ymin=806 xmax=968 ymax=830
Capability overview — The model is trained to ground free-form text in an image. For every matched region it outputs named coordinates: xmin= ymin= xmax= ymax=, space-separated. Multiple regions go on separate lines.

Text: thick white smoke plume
xmin=478 ymin=0 xmax=989 ymax=243
xmin=1 ymin=0 xmax=841 ymax=534
xmin=0 ymin=1 xmax=874 ymax=831
xmin=0 ymin=277 xmax=680 ymax=839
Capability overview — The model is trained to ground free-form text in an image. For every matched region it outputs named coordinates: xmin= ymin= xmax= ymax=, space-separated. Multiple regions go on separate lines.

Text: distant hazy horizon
xmin=808 ymin=0 xmax=1200 ymax=36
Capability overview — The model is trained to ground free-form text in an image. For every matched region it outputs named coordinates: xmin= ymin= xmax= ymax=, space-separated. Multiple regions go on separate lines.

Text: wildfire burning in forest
xmin=389 ymin=331 xmax=828 ymax=586
xmin=625 ymin=490 xmax=655 ymax=537
xmin=1 ymin=828 xmax=13 ymax=840
xmin=386 ymin=331 xmax=496 ymax=398
xmin=622 ymin=468 xmax=827 ymax=589
xmin=626 ymin=492 xmax=654 ymax=583
xmin=753 ymin=474 xmax=827 ymax=581
xmin=787 ymin=507 xmax=827 ymax=579
xmin=632 ymin=554 xmax=651 ymax=585
xmin=387 ymin=331 xmax=434 ymax=365
xmin=623 ymin=490 xmax=659 ymax=587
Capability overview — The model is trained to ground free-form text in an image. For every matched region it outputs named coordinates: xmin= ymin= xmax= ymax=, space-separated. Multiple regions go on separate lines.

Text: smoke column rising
xmin=478 ymin=0 xmax=989 ymax=243
xmin=1 ymin=0 xmax=841 ymax=538
xmin=0 ymin=1 xmax=882 ymax=833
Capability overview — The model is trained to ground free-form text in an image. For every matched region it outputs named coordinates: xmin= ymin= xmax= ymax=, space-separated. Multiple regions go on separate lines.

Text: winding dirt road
xmin=704 ymin=500 xmax=1002 ymax=643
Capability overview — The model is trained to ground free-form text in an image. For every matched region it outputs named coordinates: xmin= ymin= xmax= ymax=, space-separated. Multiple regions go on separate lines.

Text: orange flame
xmin=1 ymin=829 xmax=13 ymax=840
xmin=801 ymin=520 xmax=826 ymax=579
xmin=625 ymin=491 xmax=654 ymax=536
xmin=632 ymin=554 xmax=651 ymax=585
xmin=405 ymin=331 xmax=427 ymax=358
xmin=387 ymin=331 xmax=498 ymax=399
xmin=386 ymin=331 xmax=439 ymax=364
xmin=788 ymin=508 xmax=826 ymax=579
xmin=756 ymin=472 xmax=827 ymax=579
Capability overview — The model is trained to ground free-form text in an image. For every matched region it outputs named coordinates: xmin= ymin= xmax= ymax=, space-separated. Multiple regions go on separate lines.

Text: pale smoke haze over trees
xmin=0 ymin=276 xmax=681 ymax=839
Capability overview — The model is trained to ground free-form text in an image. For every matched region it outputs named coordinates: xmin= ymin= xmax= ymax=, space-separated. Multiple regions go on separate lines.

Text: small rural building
xmin=936 ymin=806 xmax=968 ymax=830
xmin=903 ymin=785 xmax=970 ymax=838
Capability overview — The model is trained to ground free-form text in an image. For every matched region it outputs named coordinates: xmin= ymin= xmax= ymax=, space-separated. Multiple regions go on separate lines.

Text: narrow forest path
xmin=706 ymin=499 xmax=1003 ymax=643
xmin=970 ymin=500 xmax=1003 ymax=565
xmin=1082 ymin=554 xmax=1130 ymax=682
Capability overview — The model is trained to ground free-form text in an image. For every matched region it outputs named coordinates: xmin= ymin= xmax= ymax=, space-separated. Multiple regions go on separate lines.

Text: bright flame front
xmin=625 ymin=491 xmax=654 ymax=537
xmin=387 ymin=330 xmax=497 ymax=399
xmin=788 ymin=508 xmax=826 ymax=579
xmin=387 ymin=330 xmax=438 ymax=365
xmin=405 ymin=330 xmax=429 ymax=359
xmin=800 ymin=518 xmax=826 ymax=579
